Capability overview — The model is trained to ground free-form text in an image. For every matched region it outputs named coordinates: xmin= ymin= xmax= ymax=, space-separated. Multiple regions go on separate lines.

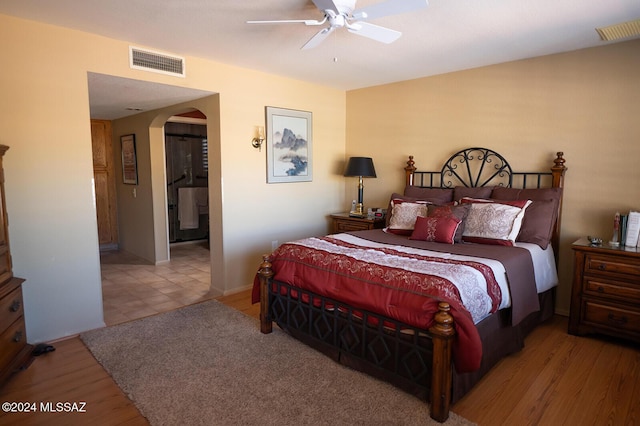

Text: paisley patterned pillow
xmin=460 ymin=198 xmax=532 ymax=246
xmin=387 ymin=199 xmax=430 ymax=235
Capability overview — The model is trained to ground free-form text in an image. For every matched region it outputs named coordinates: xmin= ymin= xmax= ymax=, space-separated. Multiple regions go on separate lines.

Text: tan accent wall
xmin=346 ymin=39 xmax=640 ymax=314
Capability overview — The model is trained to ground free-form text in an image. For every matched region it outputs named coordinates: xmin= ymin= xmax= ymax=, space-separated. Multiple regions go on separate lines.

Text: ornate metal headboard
xmin=405 ymin=147 xmax=565 ymax=190
xmin=404 ymin=147 xmax=567 ymax=259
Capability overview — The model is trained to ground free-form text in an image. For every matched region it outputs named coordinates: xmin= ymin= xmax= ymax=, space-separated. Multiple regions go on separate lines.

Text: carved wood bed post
xmin=405 ymin=155 xmax=416 ymax=187
xmin=550 ymin=152 xmax=567 ymax=258
xmin=551 ymin=151 xmax=566 ymax=188
xmin=428 ymin=302 xmax=455 ymax=423
xmin=258 ymin=255 xmax=274 ymax=334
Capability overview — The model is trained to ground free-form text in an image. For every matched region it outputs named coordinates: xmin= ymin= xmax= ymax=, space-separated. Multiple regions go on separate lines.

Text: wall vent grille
xmin=129 ymin=46 xmax=185 ymax=77
xmin=596 ymin=19 xmax=640 ymax=41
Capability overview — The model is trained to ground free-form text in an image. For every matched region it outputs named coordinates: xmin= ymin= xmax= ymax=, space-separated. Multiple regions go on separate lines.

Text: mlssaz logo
xmin=40 ymin=402 xmax=87 ymax=412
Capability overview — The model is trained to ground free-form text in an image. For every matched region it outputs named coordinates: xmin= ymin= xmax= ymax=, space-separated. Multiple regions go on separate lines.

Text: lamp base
xmin=349 ymin=203 xmax=365 ymax=218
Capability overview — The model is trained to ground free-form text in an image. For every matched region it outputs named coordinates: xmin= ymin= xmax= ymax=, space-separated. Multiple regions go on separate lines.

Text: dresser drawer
xmin=584 ymin=277 xmax=640 ymax=303
xmin=582 ymin=299 xmax=640 ymax=336
xmin=585 ymin=254 xmax=640 ymax=279
xmin=0 ymin=285 xmax=23 ymax=333
xmin=0 ymin=318 xmax=27 ymax=370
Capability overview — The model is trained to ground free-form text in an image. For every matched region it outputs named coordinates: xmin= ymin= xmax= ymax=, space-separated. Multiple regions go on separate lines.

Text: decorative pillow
xmin=404 ymin=186 xmax=454 ymax=204
xmin=460 ymin=198 xmax=532 ymax=246
xmin=385 ymin=193 xmax=442 ymax=228
xmin=491 ymin=187 xmax=562 ymax=249
xmin=453 ymin=186 xmax=494 ymax=202
xmin=387 ymin=199 xmax=430 ymax=235
xmin=410 ymin=216 xmax=462 ymax=244
xmin=427 ymin=203 xmax=471 ymax=243
xmin=515 ymin=200 xmax=557 ymax=249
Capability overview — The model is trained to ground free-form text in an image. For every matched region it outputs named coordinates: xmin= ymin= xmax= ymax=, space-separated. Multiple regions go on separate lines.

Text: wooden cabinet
xmin=569 ymin=238 xmax=640 ymax=342
xmin=0 ymin=145 xmax=32 ymax=386
xmin=330 ymin=213 xmax=385 ymax=234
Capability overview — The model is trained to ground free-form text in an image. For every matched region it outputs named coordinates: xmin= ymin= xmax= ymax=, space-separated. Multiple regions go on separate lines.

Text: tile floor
xmin=100 ymin=240 xmax=215 ymax=326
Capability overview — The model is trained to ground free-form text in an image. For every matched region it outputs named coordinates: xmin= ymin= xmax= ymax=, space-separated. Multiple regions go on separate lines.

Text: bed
xmin=254 ymin=147 xmax=567 ymax=422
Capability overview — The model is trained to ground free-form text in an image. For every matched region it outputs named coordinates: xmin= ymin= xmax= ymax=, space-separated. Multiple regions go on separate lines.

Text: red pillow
xmin=427 ymin=204 xmax=471 ymax=243
xmin=409 ymin=216 xmax=462 ymax=244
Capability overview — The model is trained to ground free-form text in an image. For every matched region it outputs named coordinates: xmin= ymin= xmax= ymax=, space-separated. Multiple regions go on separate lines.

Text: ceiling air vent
xmin=129 ymin=46 xmax=185 ymax=77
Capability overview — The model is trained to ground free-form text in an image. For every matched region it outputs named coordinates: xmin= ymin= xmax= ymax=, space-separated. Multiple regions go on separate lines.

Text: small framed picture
xmin=121 ymin=134 xmax=138 ymax=185
xmin=266 ymin=106 xmax=312 ymax=183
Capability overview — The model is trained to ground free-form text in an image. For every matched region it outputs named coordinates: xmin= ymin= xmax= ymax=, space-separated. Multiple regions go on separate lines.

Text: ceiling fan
xmin=247 ymin=0 xmax=429 ymax=50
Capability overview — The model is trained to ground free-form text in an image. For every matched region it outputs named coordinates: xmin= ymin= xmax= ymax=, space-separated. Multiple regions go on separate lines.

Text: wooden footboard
xmin=257 ymin=256 xmax=455 ymax=423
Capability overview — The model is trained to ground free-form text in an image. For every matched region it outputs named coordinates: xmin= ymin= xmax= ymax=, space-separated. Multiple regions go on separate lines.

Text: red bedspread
xmin=253 ymin=235 xmax=506 ymax=372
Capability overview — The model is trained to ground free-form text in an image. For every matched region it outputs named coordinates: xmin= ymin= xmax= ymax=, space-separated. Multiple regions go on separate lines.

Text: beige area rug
xmin=81 ymin=300 xmax=474 ymax=426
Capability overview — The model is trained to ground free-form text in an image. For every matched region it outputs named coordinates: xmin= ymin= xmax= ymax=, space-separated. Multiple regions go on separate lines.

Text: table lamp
xmin=344 ymin=157 xmax=377 ymax=218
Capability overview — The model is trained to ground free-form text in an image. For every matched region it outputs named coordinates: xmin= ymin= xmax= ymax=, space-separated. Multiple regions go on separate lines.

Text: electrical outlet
xmin=271 ymin=240 xmax=278 ymax=251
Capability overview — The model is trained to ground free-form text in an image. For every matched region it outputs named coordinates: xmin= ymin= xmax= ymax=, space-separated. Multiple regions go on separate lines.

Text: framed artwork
xmin=121 ymin=134 xmax=138 ymax=185
xmin=266 ymin=107 xmax=312 ymax=183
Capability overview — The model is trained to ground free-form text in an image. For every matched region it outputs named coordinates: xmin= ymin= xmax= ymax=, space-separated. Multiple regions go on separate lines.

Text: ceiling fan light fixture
xmin=595 ymin=18 xmax=640 ymax=41
xmin=248 ymin=0 xmax=428 ymax=50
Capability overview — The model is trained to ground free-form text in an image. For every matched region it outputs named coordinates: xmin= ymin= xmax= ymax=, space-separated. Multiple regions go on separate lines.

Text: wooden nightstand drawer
xmin=582 ymin=299 xmax=640 ymax=336
xmin=585 ymin=254 xmax=640 ymax=279
xmin=330 ymin=213 xmax=385 ymax=234
xmin=584 ymin=277 xmax=640 ymax=303
xmin=334 ymin=219 xmax=373 ymax=232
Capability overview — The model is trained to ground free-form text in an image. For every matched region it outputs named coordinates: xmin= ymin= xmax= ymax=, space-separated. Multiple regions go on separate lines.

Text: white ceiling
xmin=2 ymin=0 xmax=639 ymax=119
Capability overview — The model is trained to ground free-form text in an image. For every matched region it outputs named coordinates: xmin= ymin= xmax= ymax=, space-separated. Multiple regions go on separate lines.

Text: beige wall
xmin=0 ymin=14 xmax=346 ymax=343
xmin=2 ymin=11 xmax=636 ymax=343
xmin=346 ymin=39 xmax=640 ymax=314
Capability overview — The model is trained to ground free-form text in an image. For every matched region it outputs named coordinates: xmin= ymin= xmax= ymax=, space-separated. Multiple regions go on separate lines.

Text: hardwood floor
xmin=1 ymin=290 xmax=638 ymax=425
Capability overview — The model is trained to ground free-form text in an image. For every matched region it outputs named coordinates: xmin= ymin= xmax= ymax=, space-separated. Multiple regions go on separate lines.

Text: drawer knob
xmin=597 ymin=286 xmax=604 ymax=293
xmin=9 ymin=300 xmax=21 ymax=312
xmin=607 ymin=313 xmax=628 ymax=325
xmin=12 ymin=331 xmax=23 ymax=343
xmin=597 ymin=264 xmax=606 ymax=270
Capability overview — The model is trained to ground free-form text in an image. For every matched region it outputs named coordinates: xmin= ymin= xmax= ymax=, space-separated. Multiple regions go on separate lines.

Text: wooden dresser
xmin=569 ymin=238 xmax=640 ymax=343
xmin=0 ymin=145 xmax=31 ymax=386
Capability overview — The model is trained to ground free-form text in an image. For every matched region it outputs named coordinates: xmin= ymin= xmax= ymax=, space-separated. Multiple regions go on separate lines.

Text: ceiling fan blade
xmin=247 ymin=19 xmax=324 ymax=26
xmin=301 ymin=26 xmax=336 ymax=50
xmin=311 ymin=0 xmax=340 ymax=14
xmin=352 ymin=0 xmax=428 ymax=21
xmin=347 ymin=21 xmax=401 ymax=44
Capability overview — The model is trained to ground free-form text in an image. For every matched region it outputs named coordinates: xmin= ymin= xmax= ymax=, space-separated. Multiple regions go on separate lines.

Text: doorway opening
xmin=165 ymin=119 xmax=209 ymax=244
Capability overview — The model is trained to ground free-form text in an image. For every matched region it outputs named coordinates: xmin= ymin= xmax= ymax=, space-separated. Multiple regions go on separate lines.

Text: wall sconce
xmin=251 ymin=126 xmax=265 ymax=151
xmin=344 ymin=157 xmax=377 ymax=218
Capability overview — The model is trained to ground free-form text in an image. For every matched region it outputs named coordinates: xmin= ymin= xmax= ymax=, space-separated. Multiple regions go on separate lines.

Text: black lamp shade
xmin=344 ymin=157 xmax=376 ymax=178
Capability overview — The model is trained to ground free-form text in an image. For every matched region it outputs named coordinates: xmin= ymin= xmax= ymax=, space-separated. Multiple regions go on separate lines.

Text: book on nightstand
xmin=624 ymin=211 xmax=640 ymax=247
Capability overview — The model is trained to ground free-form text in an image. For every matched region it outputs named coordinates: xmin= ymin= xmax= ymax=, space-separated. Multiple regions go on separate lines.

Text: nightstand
xmin=330 ymin=213 xmax=385 ymax=234
xmin=569 ymin=238 xmax=640 ymax=343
